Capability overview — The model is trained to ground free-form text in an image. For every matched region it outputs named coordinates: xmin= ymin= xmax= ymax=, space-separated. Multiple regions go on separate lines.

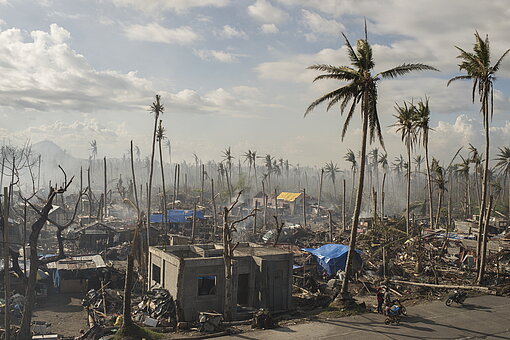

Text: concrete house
xmin=148 ymin=243 xmax=293 ymax=321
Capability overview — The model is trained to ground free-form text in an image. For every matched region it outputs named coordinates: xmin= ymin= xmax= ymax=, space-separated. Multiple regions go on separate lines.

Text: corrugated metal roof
xmin=47 ymin=255 xmax=106 ymax=270
xmin=277 ymin=192 xmax=302 ymax=202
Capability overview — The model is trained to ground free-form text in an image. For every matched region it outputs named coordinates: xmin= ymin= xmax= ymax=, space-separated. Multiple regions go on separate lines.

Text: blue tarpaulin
xmin=150 ymin=209 xmax=205 ymax=223
xmin=302 ymin=244 xmax=362 ymax=276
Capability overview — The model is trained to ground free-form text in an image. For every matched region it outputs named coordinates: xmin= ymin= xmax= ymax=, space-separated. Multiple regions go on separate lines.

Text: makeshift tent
xmin=302 ymin=244 xmax=362 ymax=276
xmin=150 ymin=209 xmax=205 ymax=223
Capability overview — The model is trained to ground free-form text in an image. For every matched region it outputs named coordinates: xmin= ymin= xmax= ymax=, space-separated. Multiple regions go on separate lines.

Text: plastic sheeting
xmin=302 ymin=244 xmax=362 ymax=276
xmin=150 ymin=209 xmax=205 ymax=223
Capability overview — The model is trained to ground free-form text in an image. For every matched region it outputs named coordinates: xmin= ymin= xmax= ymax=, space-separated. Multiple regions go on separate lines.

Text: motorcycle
xmin=392 ymin=299 xmax=407 ymax=316
xmin=445 ymin=290 xmax=467 ymax=306
xmin=384 ymin=305 xmax=401 ymax=325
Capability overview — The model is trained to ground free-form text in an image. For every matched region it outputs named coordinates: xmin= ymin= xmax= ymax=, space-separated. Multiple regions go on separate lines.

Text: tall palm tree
xmin=455 ymin=155 xmax=471 ymax=217
xmin=468 ymin=143 xmax=482 ymax=206
xmin=494 ymin=146 xmax=510 ymax=220
xmin=393 ymin=101 xmax=419 ymax=234
xmin=448 ymin=32 xmax=510 ymax=278
xmin=147 ymin=94 xmax=164 ymax=247
xmin=324 ymin=161 xmax=341 ymax=201
xmin=344 ymin=149 xmax=357 ymax=212
xmin=89 ymin=139 xmax=98 ymax=162
xmin=432 ymin=158 xmax=447 ymax=227
xmin=415 ymin=98 xmax=434 ymax=228
xmin=305 ymin=26 xmax=437 ymax=296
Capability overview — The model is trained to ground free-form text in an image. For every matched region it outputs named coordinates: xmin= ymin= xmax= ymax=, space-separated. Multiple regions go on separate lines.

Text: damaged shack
xmin=149 ymin=243 xmax=293 ymax=321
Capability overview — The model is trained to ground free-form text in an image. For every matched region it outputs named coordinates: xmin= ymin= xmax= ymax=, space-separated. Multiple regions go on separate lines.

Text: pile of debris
xmin=133 ymin=288 xmax=177 ymax=328
xmin=82 ymin=287 xmax=123 ymax=325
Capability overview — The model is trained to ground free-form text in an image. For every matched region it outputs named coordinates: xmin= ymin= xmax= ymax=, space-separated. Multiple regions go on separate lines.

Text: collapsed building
xmin=148 ymin=243 xmax=293 ymax=321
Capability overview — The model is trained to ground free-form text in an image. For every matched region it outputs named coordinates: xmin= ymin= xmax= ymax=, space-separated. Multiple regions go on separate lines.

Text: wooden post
xmin=262 ymin=181 xmax=267 ymax=229
xmin=302 ymin=188 xmax=307 ymax=228
xmin=3 ymin=186 xmax=11 ymax=340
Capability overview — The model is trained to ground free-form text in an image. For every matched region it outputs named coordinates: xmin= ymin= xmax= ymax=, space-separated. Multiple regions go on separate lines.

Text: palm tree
xmin=494 ymin=146 xmax=510 ymax=219
xmin=344 ymin=149 xmax=357 ymax=212
xmin=305 ymin=25 xmax=437 ymax=296
xmin=147 ymin=94 xmax=164 ymax=247
xmin=222 ymin=147 xmax=234 ymax=199
xmin=414 ymin=154 xmax=424 ymax=198
xmin=432 ymin=158 xmax=447 ymax=227
xmin=324 ymin=161 xmax=341 ymax=201
xmin=468 ymin=143 xmax=482 ymax=206
xmin=455 ymin=155 xmax=471 ymax=217
xmin=415 ymin=98 xmax=434 ymax=228
xmin=447 ymin=32 xmax=510 ymax=278
xmin=393 ymin=101 xmax=419 ymax=234
xmin=89 ymin=140 xmax=98 ymax=162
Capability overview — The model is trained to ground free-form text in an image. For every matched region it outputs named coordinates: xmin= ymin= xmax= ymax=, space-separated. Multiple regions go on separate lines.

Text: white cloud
xmin=194 ymin=49 xmax=239 ymax=63
xmin=301 ymin=9 xmax=344 ymax=36
xmin=0 ymin=24 xmax=153 ymax=112
xmin=248 ymin=0 xmax=288 ymax=24
xmin=111 ymin=0 xmax=230 ymax=13
xmin=218 ymin=25 xmax=247 ymax=39
xmin=260 ymin=23 xmax=279 ymax=33
xmin=125 ymin=23 xmax=200 ymax=44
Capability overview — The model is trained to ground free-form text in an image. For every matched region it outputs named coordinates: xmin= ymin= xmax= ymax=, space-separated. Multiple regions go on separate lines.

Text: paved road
xmin=218 ymin=295 xmax=510 ymax=339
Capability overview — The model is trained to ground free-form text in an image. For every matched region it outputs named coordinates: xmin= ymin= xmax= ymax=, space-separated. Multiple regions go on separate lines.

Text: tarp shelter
xmin=150 ymin=209 xmax=205 ymax=223
xmin=302 ymin=244 xmax=362 ymax=276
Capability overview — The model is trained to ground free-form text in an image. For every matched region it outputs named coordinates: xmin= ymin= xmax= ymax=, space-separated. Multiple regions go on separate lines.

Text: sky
xmin=1 ymin=0 xmax=510 ymax=168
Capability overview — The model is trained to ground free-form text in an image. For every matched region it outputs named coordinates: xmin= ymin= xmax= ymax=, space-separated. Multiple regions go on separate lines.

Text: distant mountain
xmin=32 ymin=140 xmax=79 ymax=167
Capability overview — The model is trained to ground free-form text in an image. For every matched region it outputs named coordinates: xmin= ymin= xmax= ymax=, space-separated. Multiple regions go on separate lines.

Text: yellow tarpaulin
xmin=277 ymin=192 xmax=302 ymax=202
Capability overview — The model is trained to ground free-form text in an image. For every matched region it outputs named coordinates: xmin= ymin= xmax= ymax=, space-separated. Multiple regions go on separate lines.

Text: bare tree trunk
xmin=477 ymin=100 xmax=490 ymax=273
xmin=317 ymin=169 xmax=324 ymax=216
xmin=88 ymin=167 xmax=93 ymax=221
xmin=158 ymin=125 xmax=168 ymax=234
xmin=302 ymin=188 xmax=307 ymax=228
xmin=147 ymin=111 xmax=160 ymax=256
xmin=201 ymin=164 xmax=205 ymax=205
xmin=406 ymin=142 xmax=411 ymax=235
xmin=425 ymin=142 xmax=434 ymax=228
xmin=3 ymin=186 xmax=11 ymax=340
xmin=223 ymin=207 xmax=233 ymax=321
xmin=104 ymin=157 xmax=107 ymax=220
xmin=212 ymin=179 xmax=218 ymax=237
xmin=253 ymin=200 xmax=258 ymax=234
xmin=342 ymin=179 xmax=346 ymax=231
xmin=341 ymin=107 xmax=368 ymax=297
xmin=477 ymin=195 xmax=493 ymax=284
xmin=328 ymin=210 xmax=333 ymax=242
xmin=191 ymin=203 xmax=197 ymax=243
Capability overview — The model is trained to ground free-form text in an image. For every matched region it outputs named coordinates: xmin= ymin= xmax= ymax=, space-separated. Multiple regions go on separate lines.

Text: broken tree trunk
xmin=390 ymin=279 xmax=492 ymax=292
